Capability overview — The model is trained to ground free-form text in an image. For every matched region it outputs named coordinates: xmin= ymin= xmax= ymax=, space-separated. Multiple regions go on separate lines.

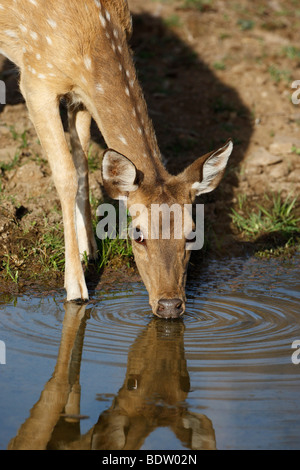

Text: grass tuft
xmin=231 ymin=193 xmax=300 ymax=238
xmin=182 ymin=0 xmax=212 ymax=11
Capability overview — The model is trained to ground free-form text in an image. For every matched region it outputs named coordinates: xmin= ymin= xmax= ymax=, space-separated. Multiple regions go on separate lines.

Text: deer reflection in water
xmin=8 ymin=302 xmax=215 ymax=450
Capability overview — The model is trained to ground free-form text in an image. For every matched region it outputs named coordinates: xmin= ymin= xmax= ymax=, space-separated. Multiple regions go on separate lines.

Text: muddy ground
xmin=0 ymin=0 xmax=300 ymax=296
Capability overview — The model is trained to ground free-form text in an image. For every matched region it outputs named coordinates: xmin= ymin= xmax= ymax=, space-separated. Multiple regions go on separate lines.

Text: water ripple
xmin=0 ymin=255 xmax=299 ymax=371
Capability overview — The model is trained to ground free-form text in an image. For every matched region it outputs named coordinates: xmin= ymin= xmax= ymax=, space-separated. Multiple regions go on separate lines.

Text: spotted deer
xmin=0 ymin=0 xmax=233 ymax=318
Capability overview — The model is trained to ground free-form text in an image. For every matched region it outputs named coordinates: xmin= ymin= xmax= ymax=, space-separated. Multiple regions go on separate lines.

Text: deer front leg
xmin=21 ymin=79 xmax=88 ymax=302
xmin=68 ymin=105 xmax=98 ymax=261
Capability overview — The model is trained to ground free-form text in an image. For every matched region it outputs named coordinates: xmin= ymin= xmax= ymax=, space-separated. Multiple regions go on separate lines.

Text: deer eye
xmin=134 ymin=228 xmax=146 ymax=246
xmin=185 ymin=233 xmax=196 ymax=245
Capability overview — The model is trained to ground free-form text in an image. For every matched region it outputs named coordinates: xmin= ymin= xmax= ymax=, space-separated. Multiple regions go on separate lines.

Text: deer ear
xmin=182 ymin=139 xmax=233 ymax=198
xmin=101 ymin=149 xmax=139 ymax=200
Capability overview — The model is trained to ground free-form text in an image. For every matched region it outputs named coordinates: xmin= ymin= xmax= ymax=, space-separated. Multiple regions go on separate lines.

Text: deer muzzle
xmin=155 ymin=298 xmax=184 ymax=319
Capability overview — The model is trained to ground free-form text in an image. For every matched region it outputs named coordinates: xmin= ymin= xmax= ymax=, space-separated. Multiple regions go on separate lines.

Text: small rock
xmin=7 ymin=162 xmax=46 ymax=198
xmin=291 ymin=112 xmax=300 ymax=122
xmin=0 ymin=146 xmax=19 ymax=163
xmin=269 ymin=180 xmax=299 ymax=194
xmin=269 ymin=141 xmax=292 ymax=155
xmin=0 ymin=125 xmax=11 ymax=135
xmin=14 ymin=162 xmax=44 ymax=182
xmin=287 ymin=168 xmax=300 ymax=182
xmin=245 ymin=147 xmax=282 ymax=167
xmin=2 ymin=103 xmax=25 ymax=116
xmin=268 ymin=162 xmax=289 ymax=179
xmin=269 ymin=135 xmax=300 ymax=156
xmin=0 ymin=215 xmax=10 ymax=233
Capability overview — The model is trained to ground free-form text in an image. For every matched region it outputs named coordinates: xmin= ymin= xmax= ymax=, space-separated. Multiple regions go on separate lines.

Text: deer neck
xmin=71 ymin=12 xmax=169 ymax=184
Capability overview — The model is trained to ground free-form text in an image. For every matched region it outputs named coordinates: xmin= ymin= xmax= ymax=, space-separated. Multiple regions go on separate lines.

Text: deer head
xmin=102 ymin=139 xmax=233 ymax=318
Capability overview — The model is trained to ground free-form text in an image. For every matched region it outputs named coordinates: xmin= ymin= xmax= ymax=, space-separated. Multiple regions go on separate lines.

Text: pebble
xmin=269 ymin=135 xmax=300 ymax=156
xmin=245 ymin=147 xmax=282 ymax=167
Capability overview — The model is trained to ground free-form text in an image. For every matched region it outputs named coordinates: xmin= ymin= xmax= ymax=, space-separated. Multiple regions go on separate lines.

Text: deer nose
xmin=156 ymin=298 xmax=184 ymax=319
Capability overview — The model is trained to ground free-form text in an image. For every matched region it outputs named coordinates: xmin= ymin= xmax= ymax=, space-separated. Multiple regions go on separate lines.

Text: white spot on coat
xmin=96 ymin=83 xmax=104 ymax=94
xmin=46 ymin=35 xmax=52 ymax=45
xmin=47 ymin=18 xmax=57 ymax=29
xmin=5 ymin=30 xmax=18 ymax=38
xmin=28 ymin=66 xmax=36 ymax=74
xmin=30 ymin=31 xmax=38 ymax=40
xmin=99 ymin=13 xmax=106 ymax=27
xmin=84 ymin=55 xmax=92 ymax=70
xmin=119 ymin=135 xmax=128 ymax=146
xmin=19 ymin=25 xmax=28 ymax=33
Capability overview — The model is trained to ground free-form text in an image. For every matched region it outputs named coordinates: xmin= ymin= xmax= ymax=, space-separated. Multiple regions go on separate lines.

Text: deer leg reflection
xmin=8 ymin=302 xmax=89 ymax=450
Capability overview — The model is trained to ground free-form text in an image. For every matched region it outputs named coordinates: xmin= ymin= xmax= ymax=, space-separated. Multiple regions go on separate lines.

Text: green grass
xmin=1 ymin=255 xmax=19 ymax=283
xmin=237 ymin=19 xmax=255 ymax=31
xmin=37 ymin=223 xmax=66 ymax=271
xmin=92 ymin=200 xmax=134 ymax=270
xmin=164 ymin=14 xmax=182 ymax=28
xmin=87 ymin=145 xmax=100 ymax=172
xmin=231 ymin=193 xmax=300 ymax=238
xmin=0 ymin=127 xmax=31 ymax=173
xmin=11 ymin=220 xmax=66 ymax=276
xmin=213 ymin=61 xmax=226 ymax=70
xmin=268 ymin=65 xmax=292 ymax=83
xmin=0 ymin=207 xmax=134 ymax=285
xmin=35 ymin=210 xmax=134 ymax=273
xmin=291 ymin=145 xmax=300 ymax=155
xmin=9 ymin=126 xmax=29 ymax=149
xmin=0 ymin=152 xmax=21 ymax=172
xmin=182 ymin=0 xmax=212 ymax=10
xmin=97 ymin=235 xmax=133 ymax=270
xmin=255 ymin=240 xmax=299 ymax=259
xmin=282 ymin=45 xmax=300 ymax=60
